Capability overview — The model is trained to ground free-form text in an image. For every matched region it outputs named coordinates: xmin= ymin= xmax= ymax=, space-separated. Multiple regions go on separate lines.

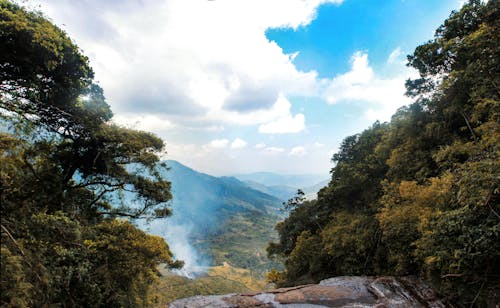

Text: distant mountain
xmin=163 ymin=161 xmax=282 ymax=229
xmin=143 ymin=160 xmax=283 ymax=275
xmin=302 ymin=179 xmax=330 ymax=200
xmin=236 ymin=172 xmax=330 ymax=202
xmin=234 ymin=171 xmax=328 ymax=188
xmin=243 ymin=180 xmax=297 ymax=201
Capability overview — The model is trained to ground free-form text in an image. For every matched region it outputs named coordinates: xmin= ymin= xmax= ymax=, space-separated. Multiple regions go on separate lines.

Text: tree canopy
xmin=268 ymin=1 xmax=499 ymax=305
xmin=1 ymin=2 xmax=179 ymax=306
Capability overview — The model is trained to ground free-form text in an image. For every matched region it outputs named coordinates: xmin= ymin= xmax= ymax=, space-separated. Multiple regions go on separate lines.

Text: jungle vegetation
xmin=268 ymin=1 xmax=499 ymax=306
xmin=0 ymin=2 xmax=181 ymax=306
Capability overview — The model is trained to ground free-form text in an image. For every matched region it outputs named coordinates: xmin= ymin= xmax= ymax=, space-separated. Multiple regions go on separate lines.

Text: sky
xmin=30 ymin=0 xmax=464 ymax=176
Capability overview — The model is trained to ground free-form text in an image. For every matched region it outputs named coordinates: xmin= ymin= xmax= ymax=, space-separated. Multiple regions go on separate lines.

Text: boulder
xmin=168 ymin=276 xmax=448 ymax=307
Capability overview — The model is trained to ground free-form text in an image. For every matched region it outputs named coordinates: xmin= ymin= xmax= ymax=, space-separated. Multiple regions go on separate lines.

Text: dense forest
xmin=1 ymin=0 xmax=499 ymax=307
xmin=0 ymin=2 xmax=181 ymax=306
xmin=267 ymin=0 xmax=499 ymax=306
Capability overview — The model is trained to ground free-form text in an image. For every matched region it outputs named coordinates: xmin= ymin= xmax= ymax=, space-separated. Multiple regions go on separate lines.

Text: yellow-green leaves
xmin=268 ymin=1 xmax=499 ymax=304
xmin=1 ymin=2 xmax=175 ymax=306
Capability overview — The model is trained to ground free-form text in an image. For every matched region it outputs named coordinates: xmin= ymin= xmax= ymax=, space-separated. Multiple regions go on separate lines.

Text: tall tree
xmin=1 ymin=2 xmax=179 ymax=306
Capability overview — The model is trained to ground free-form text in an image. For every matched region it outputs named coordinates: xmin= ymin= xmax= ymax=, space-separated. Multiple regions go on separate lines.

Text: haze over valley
xmin=141 ymin=160 xmax=328 ymax=277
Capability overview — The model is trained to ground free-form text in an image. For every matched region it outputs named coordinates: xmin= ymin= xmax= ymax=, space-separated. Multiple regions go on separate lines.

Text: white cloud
xmin=161 ymin=143 xmax=197 ymax=160
xmin=231 ymin=138 xmax=247 ymax=149
xmin=314 ymin=142 xmax=325 ymax=147
xmin=112 ymin=114 xmax=175 ymax=132
xmin=387 ymin=47 xmax=403 ymax=64
xmin=34 ymin=0 xmax=341 ymax=131
xmin=30 ymin=0 xmax=422 ymax=176
xmin=289 ymin=146 xmax=307 ymax=156
xmin=323 ymin=52 xmax=374 ymax=105
xmin=259 ymin=113 xmax=305 ymax=134
xmin=263 ymin=146 xmax=285 ymax=154
xmin=323 ymin=51 xmax=416 ymax=122
xmin=209 ymin=139 xmax=229 ymax=148
xmin=202 ymin=125 xmax=225 ymax=132
xmin=257 ymin=95 xmax=306 ymax=133
xmin=35 ymin=1 xmax=416 ymax=134
xmin=206 ymin=93 xmax=303 ymax=127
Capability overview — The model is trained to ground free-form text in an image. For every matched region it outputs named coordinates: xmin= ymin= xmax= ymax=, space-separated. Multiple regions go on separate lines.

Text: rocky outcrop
xmin=168 ymin=276 xmax=449 ymax=307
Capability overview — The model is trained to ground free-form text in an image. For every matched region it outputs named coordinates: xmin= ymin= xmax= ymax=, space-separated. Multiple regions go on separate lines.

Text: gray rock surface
xmin=168 ymin=276 xmax=449 ymax=307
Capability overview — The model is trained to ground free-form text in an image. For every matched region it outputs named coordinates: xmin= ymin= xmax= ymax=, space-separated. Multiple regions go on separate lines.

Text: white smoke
xmin=141 ymin=218 xmax=211 ymax=278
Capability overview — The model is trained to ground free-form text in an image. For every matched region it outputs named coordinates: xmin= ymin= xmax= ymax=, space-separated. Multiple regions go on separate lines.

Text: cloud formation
xmin=259 ymin=113 xmax=305 ymax=134
xmin=263 ymin=146 xmax=285 ymax=154
xmin=35 ymin=0 xmax=343 ymax=133
xmin=32 ymin=0 xmax=421 ymax=175
xmin=209 ymin=139 xmax=229 ymax=148
xmin=231 ymin=138 xmax=247 ymax=149
xmin=387 ymin=47 xmax=403 ymax=64
xmin=289 ymin=146 xmax=307 ymax=156
xmin=323 ymin=51 xmax=416 ymax=121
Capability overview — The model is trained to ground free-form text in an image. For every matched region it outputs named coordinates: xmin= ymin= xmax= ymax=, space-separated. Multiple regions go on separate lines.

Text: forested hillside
xmin=154 ymin=160 xmax=283 ymax=272
xmin=0 ymin=2 xmax=179 ymax=306
xmin=268 ymin=1 xmax=499 ymax=306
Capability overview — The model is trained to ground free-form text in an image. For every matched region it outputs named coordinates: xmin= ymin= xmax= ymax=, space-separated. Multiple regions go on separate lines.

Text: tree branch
xmin=1 ymin=224 xmax=25 ymax=256
xmin=441 ymin=273 xmax=464 ymax=278
xmin=96 ymin=211 xmax=143 ymax=219
xmin=22 ymin=156 xmax=42 ymax=182
xmin=460 ymin=111 xmax=477 ymax=141
xmin=68 ymin=181 xmax=125 ymax=189
xmin=482 ymin=190 xmax=500 ymax=220
xmin=88 ymin=189 xmax=114 ymax=208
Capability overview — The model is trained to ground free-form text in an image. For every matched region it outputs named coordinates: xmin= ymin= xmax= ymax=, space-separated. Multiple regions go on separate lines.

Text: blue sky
xmin=267 ymin=0 xmax=461 ymax=76
xmin=34 ymin=0 xmax=463 ymax=176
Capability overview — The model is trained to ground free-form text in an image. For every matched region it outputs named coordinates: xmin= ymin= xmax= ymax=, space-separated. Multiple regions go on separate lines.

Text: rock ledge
xmin=168 ymin=276 xmax=448 ymax=307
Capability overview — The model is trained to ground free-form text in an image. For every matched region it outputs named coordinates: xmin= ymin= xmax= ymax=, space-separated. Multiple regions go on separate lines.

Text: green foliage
xmin=198 ymin=212 xmax=282 ymax=275
xmin=1 ymin=1 xmax=172 ymax=220
xmin=285 ymin=230 xmax=328 ymax=284
xmin=268 ymin=199 xmax=320 ymax=257
xmin=83 ymin=220 xmax=176 ymax=307
xmin=268 ymin=1 xmax=499 ymax=305
xmin=0 ymin=247 xmax=31 ymax=307
xmin=282 ymin=189 xmax=306 ymax=211
xmin=321 ymin=212 xmax=382 ymax=275
xmin=416 ymin=206 xmax=500 ymax=305
xmin=266 ymin=268 xmax=286 ymax=285
xmin=1 ymin=2 xmax=176 ymax=306
xmin=0 ymin=0 xmax=109 ymax=134
xmin=377 ymin=176 xmax=453 ymax=275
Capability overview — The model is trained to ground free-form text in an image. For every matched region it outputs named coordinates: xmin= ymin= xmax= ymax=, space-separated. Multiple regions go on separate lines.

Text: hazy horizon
xmin=166 ymin=159 xmax=330 ymax=178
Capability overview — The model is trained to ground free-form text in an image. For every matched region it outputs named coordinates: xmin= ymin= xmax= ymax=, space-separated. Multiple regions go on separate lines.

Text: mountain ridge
xmin=232 ymin=171 xmax=328 ymax=188
xmin=144 ymin=160 xmax=284 ymax=275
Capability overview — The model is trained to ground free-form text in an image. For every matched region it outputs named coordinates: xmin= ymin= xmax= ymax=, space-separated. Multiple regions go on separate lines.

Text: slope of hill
xmin=243 ymin=180 xmax=297 ymax=201
xmin=143 ymin=160 xmax=283 ymax=277
xmin=302 ymin=179 xmax=330 ymax=200
xmin=233 ymin=172 xmax=327 ymax=188
xmin=242 ymin=178 xmax=330 ymax=201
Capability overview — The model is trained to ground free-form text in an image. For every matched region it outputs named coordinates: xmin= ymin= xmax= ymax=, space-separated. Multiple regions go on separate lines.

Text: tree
xmin=1 ymin=1 xmax=172 ymax=219
xmin=1 ymin=2 xmax=179 ymax=306
xmin=267 ymin=1 xmax=499 ymax=304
